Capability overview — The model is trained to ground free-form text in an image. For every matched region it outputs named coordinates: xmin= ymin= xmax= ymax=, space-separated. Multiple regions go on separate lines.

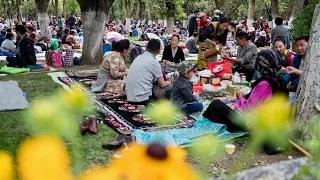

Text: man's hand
xmin=286 ymin=66 xmax=303 ymax=76
xmin=2 ymin=46 xmax=11 ymax=51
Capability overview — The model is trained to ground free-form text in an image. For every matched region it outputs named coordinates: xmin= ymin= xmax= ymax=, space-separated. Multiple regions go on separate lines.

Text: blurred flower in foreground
xmin=79 ymin=143 xmax=197 ymax=180
xmin=25 ymin=87 xmax=91 ymax=138
xmin=245 ymin=94 xmax=292 ymax=144
xmin=18 ymin=135 xmax=73 ymax=180
xmin=0 ymin=151 xmax=14 ymax=180
xmin=144 ymin=100 xmax=180 ymax=125
xmin=190 ymin=135 xmax=223 ymax=161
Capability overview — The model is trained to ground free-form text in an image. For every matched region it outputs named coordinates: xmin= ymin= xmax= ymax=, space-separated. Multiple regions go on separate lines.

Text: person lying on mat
xmin=91 ymin=39 xmax=129 ymax=95
xmin=203 ymin=49 xmax=288 ymax=132
xmin=126 ymin=39 xmax=171 ymax=105
xmin=171 ymin=62 xmax=203 ymax=114
xmin=162 ymin=35 xmax=185 ymax=65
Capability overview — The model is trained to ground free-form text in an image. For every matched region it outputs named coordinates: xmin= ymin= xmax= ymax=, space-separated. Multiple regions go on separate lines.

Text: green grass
xmin=0 ymin=65 xmax=116 ymax=171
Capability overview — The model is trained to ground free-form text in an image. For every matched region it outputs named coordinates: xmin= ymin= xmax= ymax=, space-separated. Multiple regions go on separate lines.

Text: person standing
xmin=271 ymin=17 xmax=291 ymax=49
xmin=187 ymin=10 xmax=198 ymax=37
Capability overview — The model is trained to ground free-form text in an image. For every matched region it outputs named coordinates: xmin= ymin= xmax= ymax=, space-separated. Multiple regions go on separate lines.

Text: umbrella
xmin=106 ymin=31 xmax=124 ymax=44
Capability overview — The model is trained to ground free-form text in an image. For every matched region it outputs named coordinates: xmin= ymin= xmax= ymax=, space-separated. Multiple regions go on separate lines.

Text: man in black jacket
xmin=5 ymin=25 xmax=36 ymax=67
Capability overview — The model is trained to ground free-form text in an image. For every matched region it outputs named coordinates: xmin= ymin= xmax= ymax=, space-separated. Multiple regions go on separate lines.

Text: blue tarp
xmin=132 ymin=116 xmax=247 ymax=147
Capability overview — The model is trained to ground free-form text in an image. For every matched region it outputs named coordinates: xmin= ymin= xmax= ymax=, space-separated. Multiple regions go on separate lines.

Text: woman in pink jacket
xmin=203 ymin=49 xmax=288 ymax=132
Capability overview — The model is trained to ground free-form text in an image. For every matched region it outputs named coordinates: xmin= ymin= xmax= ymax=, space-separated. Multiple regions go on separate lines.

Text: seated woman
xmin=162 ymin=35 xmax=185 ymax=65
xmin=91 ymin=39 xmax=130 ymax=95
xmin=273 ymin=37 xmax=295 ymax=67
xmin=66 ymin=29 xmax=78 ymax=46
xmin=203 ymin=49 xmax=288 ymax=132
xmin=1 ymin=32 xmax=16 ymax=51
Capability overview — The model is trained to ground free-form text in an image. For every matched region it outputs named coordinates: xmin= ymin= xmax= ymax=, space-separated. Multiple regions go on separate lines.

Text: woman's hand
xmin=236 ymin=91 xmax=244 ymax=99
xmin=164 ymin=60 xmax=172 ymax=65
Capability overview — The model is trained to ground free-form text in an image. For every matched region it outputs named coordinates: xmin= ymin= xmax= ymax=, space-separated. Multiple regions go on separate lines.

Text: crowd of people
xmin=0 ymin=10 xmax=307 ymax=124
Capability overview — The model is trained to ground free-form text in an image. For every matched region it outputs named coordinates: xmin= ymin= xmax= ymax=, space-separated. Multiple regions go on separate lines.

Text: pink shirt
xmin=234 ymin=81 xmax=272 ymax=112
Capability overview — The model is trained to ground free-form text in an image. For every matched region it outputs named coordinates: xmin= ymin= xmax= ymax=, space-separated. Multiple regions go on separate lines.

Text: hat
xmin=199 ymin=12 xmax=207 ymax=17
xmin=248 ymin=27 xmax=255 ymax=33
xmin=214 ymin=10 xmax=221 ymax=14
xmin=177 ymin=62 xmax=198 ymax=75
xmin=259 ymin=31 xmax=267 ymax=37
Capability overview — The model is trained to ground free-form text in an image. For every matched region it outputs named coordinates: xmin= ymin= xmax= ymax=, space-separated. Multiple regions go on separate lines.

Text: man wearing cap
xmin=223 ymin=31 xmax=258 ymax=81
xmin=171 ymin=61 xmax=203 ymax=114
xmin=126 ymin=39 xmax=171 ymax=104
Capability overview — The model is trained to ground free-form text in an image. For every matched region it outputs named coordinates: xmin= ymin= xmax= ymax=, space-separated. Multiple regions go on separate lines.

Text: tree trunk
xmin=271 ymin=0 xmax=279 ymax=28
xmin=147 ymin=4 xmax=152 ymax=25
xmin=296 ymin=3 xmax=320 ymax=137
xmin=289 ymin=0 xmax=306 ymax=25
xmin=138 ymin=0 xmax=145 ymax=19
xmin=16 ymin=0 xmax=21 ymax=23
xmin=167 ymin=17 xmax=174 ymax=34
xmin=76 ymin=0 xmax=115 ymax=64
xmin=247 ymin=0 xmax=255 ymax=28
xmin=35 ymin=0 xmax=50 ymax=38
xmin=63 ymin=0 xmax=67 ymax=18
xmin=123 ymin=0 xmax=132 ymax=32
xmin=55 ymin=0 xmax=59 ymax=17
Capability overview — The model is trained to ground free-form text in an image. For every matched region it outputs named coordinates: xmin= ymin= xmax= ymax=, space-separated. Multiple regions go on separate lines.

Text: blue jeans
xmin=184 ymin=102 xmax=203 ymax=114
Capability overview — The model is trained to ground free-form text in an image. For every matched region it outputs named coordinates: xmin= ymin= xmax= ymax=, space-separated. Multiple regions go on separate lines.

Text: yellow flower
xmin=247 ymin=94 xmax=292 ymax=143
xmin=17 ymin=135 xmax=73 ymax=180
xmin=60 ymin=87 xmax=89 ymax=111
xmin=79 ymin=143 xmax=197 ymax=180
xmin=0 ymin=151 xmax=14 ymax=180
xmin=26 ymin=99 xmax=77 ymax=137
xmin=190 ymin=135 xmax=223 ymax=160
xmin=144 ymin=100 xmax=180 ymax=125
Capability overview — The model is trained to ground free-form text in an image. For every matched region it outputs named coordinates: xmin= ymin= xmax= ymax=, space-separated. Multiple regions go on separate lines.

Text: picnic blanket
xmin=48 ymin=70 xmax=197 ymax=134
xmin=0 ymin=81 xmax=29 ymax=111
xmin=132 ymin=116 xmax=247 ymax=146
xmin=48 ymin=70 xmax=247 ymax=143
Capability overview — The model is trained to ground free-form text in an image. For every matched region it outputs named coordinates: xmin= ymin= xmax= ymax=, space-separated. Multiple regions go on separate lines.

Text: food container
xmin=225 ymin=144 xmax=236 ymax=154
xmin=209 ymin=76 xmax=221 ymax=85
xmin=200 ymin=76 xmax=210 ymax=85
xmin=241 ymin=76 xmax=246 ymax=82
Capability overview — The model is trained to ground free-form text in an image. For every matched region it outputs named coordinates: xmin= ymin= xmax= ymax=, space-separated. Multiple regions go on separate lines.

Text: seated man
xmin=4 ymin=25 xmax=36 ymax=67
xmin=126 ymin=39 xmax=171 ymax=104
xmin=283 ymin=36 xmax=308 ymax=92
xmin=185 ymin=32 xmax=199 ymax=54
xmin=223 ymin=31 xmax=258 ymax=81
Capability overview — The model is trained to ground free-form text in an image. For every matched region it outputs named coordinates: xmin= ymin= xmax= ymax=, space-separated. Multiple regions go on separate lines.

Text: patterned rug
xmin=50 ymin=70 xmax=197 ymax=135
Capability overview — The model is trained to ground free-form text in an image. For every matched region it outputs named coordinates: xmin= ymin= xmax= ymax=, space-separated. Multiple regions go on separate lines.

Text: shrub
xmin=291 ymin=0 xmax=319 ymax=40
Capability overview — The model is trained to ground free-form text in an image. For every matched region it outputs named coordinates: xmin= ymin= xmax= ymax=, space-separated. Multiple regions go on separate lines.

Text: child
xmin=171 ymin=62 xmax=203 ymax=114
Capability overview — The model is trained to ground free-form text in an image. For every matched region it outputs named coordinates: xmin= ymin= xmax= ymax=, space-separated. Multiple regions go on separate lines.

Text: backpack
xmin=52 ymin=50 xmax=63 ymax=67
xmin=130 ymin=44 xmax=144 ymax=61
xmin=196 ymin=22 xmax=219 ymax=44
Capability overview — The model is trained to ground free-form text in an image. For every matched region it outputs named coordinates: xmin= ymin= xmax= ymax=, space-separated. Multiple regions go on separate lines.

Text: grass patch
xmin=0 ymin=66 xmax=115 ymax=171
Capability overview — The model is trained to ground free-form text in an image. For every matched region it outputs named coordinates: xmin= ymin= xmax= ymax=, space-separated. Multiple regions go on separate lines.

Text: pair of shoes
xmin=80 ymin=115 xmax=98 ymax=135
xmin=102 ymin=134 xmax=136 ymax=150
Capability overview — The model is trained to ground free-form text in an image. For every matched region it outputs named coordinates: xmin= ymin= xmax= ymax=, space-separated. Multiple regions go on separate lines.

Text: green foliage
xmin=67 ymin=0 xmax=81 ymax=15
xmin=22 ymin=0 xmax=37 ymax=19
xmin=291 ymin=0 xmax=318 ymax=40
